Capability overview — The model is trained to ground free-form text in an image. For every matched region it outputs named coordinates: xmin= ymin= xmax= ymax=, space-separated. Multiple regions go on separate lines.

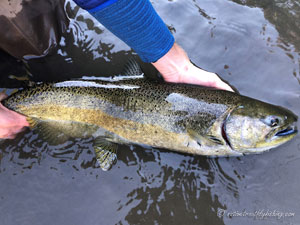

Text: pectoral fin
xmin=205 ymin=135 xmax=224 ymax=145
xmin=187 ymin=129 xmax=224 ymax=147
xmin=94 ymin=138 xmax=118 ymax=171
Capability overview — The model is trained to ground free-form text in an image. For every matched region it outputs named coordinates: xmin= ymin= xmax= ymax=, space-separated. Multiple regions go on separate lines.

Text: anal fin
xmin=94 ymin=137 xmax=118 ymax=171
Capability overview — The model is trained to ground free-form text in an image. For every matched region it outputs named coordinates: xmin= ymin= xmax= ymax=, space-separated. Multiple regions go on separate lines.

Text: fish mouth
xmin=275 ymin=125 xmax=298 ymax=137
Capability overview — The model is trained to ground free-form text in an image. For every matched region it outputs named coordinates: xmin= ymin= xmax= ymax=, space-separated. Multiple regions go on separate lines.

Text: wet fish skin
xmin=2 ymin=76 xmax=297 ymax=157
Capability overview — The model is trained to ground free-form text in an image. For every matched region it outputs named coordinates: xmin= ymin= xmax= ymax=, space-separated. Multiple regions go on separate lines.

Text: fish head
xmin=224 ymin=99 xmax=298 ymax=154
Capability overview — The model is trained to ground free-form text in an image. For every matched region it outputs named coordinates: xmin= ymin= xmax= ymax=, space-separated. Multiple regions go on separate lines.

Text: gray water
xmin=0 ymin=0 xmax=300 ymax=224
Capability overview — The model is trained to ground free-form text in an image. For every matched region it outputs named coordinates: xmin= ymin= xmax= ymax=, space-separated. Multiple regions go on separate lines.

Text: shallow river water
xmin=0 ymin=0 xmax=300 ymax=225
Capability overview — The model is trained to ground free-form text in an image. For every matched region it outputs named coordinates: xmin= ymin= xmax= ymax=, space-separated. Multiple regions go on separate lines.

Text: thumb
xmin=0 ymin=92 xmax=8 ymax=101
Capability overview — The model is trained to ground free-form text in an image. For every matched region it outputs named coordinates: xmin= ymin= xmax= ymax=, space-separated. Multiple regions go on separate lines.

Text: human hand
xmin=152 ymin=43 xmax=234 ymax=92
xmin=0 ymin=93 xmax=29 ymax=139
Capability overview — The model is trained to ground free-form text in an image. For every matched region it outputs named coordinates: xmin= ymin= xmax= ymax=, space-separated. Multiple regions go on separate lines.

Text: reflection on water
xmin=118 ymin=151 xmax=226 ymax=224
xmin=0 ymin=0 xmax=300 ymax=225
xmin=232 ymin=0 xmax=300 ymax=50
xmin=231 ymin=0 xmax=300 ymax=85
xmin=1 ymin=129 xmax=237 ymax=225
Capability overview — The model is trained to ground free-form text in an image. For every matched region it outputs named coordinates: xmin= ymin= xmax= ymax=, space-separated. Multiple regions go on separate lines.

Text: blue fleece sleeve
xmin=73 ymin=0 xmax=117 ymax=11
xmin=74 ymin=0 xmax=175 ymax=63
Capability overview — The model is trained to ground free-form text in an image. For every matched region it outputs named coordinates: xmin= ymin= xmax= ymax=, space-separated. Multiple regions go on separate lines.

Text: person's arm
xmin=0 ymin=93 xmax=29 ymax=139
xmin=74 ymin=0 xmax=233 ymax=91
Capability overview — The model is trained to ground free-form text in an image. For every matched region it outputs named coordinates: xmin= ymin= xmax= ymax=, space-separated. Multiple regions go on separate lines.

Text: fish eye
xmin=261 ymin=116 xmax=280 ymax=127
xmin=270 ymin=118 xmax=279 ymax=127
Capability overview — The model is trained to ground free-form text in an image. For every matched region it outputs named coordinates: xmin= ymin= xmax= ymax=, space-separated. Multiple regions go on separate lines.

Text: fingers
xmin=208 ymin=74 xmax=234 ymax=92
xmin=0 ymin=92 xmax=8 ymax=101
xmin=174 ymin=66 xmax=235 ymax=92
xmin=10 ymin=111 xmax=29 ymax=127
xmin=0 ymin=100 xmax=29 ymax=139
xmin=152 ymin=42 xmax=235 ymax=92
xmin=0 ymin=91 xmax=29 ymax=139
xmin=216 ymin=82 xmax=234 ymax=92
xmin=0 ymin=126 xmax=25 ymax=139
xmin=0 ymin=103 xmax=29 ymax=127
xmin=1 ymin=133 xmax=17 ymax=139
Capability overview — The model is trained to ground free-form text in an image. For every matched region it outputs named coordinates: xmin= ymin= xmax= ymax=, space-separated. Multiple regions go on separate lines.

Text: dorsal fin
xmin=122 ymin=58 xmax=143 ymax=76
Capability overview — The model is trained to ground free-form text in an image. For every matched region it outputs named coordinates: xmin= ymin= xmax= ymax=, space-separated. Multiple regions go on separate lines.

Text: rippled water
xmin=0 ymin=0 xmax=300 ymax=225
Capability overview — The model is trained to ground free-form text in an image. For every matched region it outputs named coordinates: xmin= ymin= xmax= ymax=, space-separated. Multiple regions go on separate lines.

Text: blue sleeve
xmin=73 ymin=0 xmax=115 ymax=11
xmin=73 ymin=0 xmax=175 ymax=63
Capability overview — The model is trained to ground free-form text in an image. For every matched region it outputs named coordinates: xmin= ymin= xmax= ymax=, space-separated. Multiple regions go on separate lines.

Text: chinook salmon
xmin=2 ymin=61 xmax=298 ymax=170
